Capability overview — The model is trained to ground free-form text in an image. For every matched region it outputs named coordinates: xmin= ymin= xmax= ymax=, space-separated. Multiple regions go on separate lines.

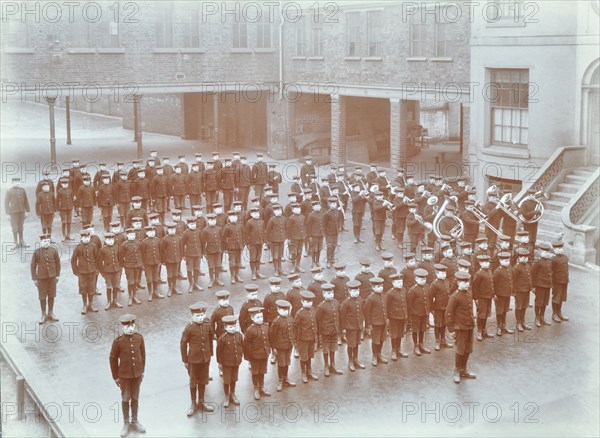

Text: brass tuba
xmin=433 ymin=197 xmax=464 ymax=240
xmin=517 ymin=191 xmax=545 ymax=224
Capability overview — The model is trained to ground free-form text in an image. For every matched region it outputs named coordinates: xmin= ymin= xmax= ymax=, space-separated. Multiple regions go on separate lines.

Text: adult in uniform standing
xmin=323 ymin=196 xmax=342 ymax=268
xmin=180 ymin=302 xmax=215 ymax=416
xmin=446 ymin=271 xmax=476 ymax=384
xmin=98 ymin=232 xmax=123 ymax=310
xmin=71 ymin=229 xmax=100 ymax=314
xmin=551 ymin=241 xmax=570 ymax=322
xmin=109 ymin=313 xmax=146 ymax=437
xmin=531 ymin=242 xmax=553 ymax=327
xmin=201 ymin=213 xmax=224 ymax=288
xmin=160 ymin=222 xmax=184 ymax=296
xmin=286 ymin=202 xmax=306 ymax=273
xmin=35 ymin=181 xmax=55 ymax=236
xmin=340 ymin=280 xmax=366 ymax=371
xmin=386 ymin=273 xmax=409 ymax=359
xmin=407 ymin=268 xmax=431 ymax=356
xmin=30 ymin=234 xmax=61 ymax=324
xmin=5 ymin=177 xmax=31 ymax=247
xmin=430 ymin=264 xmax=454 ymax=350
xmin=363 ymin=277 xmax=389 ymax=366
xmin=245 ymin=207 xmax=266 ymax=280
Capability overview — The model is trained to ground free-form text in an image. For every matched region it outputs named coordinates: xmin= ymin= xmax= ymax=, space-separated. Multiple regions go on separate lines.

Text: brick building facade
xmin=2 ymin=1 xmax=472 ymax=172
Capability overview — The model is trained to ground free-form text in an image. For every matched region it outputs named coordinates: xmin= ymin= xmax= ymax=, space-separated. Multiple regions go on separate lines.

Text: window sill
xmin=230 ymin=48 xmax=252 ymax=53
xmin=254 ymin=48 xmax=276 ymax=53
xmin=364 ymin=56 xmax=382 ymax=61
xmin=431 ymin=57 xmax=452 ymax=62
xmin=307 ymin=56 xmax=324 ymax=60
xmin=153 ymin=48 xmax=179 ymax=54
xmin=180 ymin=48 xmax=206 ymax=54
xmin=67 ymin=48 xmax=96 ymax=54
xmin=406 ymin=56 xmax=427 ymax=62
xmin=98 ymin=48 xmax=125 ymax=54
xmin=3 ymin=48 xmax=34 ymax=54
xmin=483 ymin=145 xmax=530 ymax=159
xmin=344 ymin=56 xmax=361 ymax=61
xmin=291 ymin=56 xmax=306 ymax=60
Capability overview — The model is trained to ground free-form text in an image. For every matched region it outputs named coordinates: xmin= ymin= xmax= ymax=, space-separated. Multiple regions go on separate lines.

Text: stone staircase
xmin=536 ymin=167 xmax=597 ymax=242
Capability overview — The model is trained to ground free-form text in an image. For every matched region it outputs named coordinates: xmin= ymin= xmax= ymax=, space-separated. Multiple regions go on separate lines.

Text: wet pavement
xmin=1 ymin=102 xmax=599 ymax=437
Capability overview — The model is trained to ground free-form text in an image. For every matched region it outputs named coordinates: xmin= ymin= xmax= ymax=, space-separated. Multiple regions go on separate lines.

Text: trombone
xmin=497 ymin=193 xmax=520 ymax=222
xmin=468 ymin=204 xmax=504 ymax=237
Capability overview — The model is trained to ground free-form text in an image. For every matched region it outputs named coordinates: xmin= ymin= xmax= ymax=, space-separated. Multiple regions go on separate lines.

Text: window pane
xmin=521 ymin=110 xmax=528 ymax=128
xmin=493 ymin=108 xmax=502 ymax=124
xmin=520 ymin=128 xmax=528 ymax=144
xmin=494 ymin=126 xmax=502 ymax=141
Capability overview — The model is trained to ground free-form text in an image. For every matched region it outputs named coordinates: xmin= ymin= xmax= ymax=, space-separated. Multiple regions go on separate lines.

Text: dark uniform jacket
xmin=160 ymin=234 xmax=183 ymax=263
xmin=216 ymin=332 xmax=244 ymax=367
xmin=293 ymin=307 xmax=318 ymax=342
xmin=323 ymin=209 xmax=340 ymax=235
xmin=170 ymin=173 xmax=187 ymax=196
xmin=330 ymin=276 xmax=349 ymax=304
xmin=286 ymin=214 xmax=306 ymax=240
xmin=316 ymin=299 xmax=341 ymax=338
xmin=181 ymin=228 xmax=203 ymax=258
xmin=119 ymin=240 xmax=143 ymax=268
xmin=132 ymin=178 xmax=150 ymax=200
xmin=244 ymin=218 xmax=265 ymax=245
xmin=407 ymin=284 xmax=430 ymax=318
xmin=430 ymin=279 xmax=452 ymax=311
xmin=263 ymin=291 xmax=286 ymax=324
xmin=351 ymin=194 xmax=367 ymax=214
xmin=222 ymin=222 xmax=245 ymax=251
xmin=269 ymin=315 xmax=294 ymax=350
xmin=110 ymin=333 xmax=145 ymax=379
xmin=378 ymin=267 xmax=398 ymax=293
xmin=400 ymin=266 xmax=416 ymax=291
xmin=211 ymin=305 xmax=234 ymax=339
xmin=386 ymin=287 xmax=408 ymax=320
xmin=151 ymin=175 xmax=169 ymax=198
xmin=114 ymin=180 xmax=131 ymax=204
xmin=513 ymin=262 xmax=532 ymax=294
xmin=355 ymin=271 xmax=374 ymax=299
xmin=252 ymin=162 xmax=268 ymax=185
xmin=552 ymin=254 xmax=569 ymax=284
xmin=31 ymin=246 xmax=61 ymax=280
xmin=493 ymin=266 xmax=513 ymax=297
xmin=185 ymin=171 xmax=203 ymax=196
xmin=76 ymin=185 xmax=96 ymax=208
xmin=5 ymin=186 xmax=30 ymax=214
xmin=35 ymin=191 xmax=55 ymax=215
xmin=285 ymin=287 xmax=303 ymax=317
xmin=266 ymin=216 xmax=287 ymax=243
xmin=140 ymin=236 xmax=161 ymax=266
xmin=180 ymin=321 xmax=214 ymax=364
xmin=446 ymin=290 xmax=475 ymax=330
xmin=306 ymin=211 xmax=324 ymax=237
xmin=364 ymin=293 xmax=388 ymax=326
xmin=201 ymin=225 xmax=222 ymax=255
xmin=243 ymin=323 xmax=270 ymax=360
xmin=472 ymin=269 xmax=494 ymax=300
xmin=98 ymin=244 xmax=121 ymax=274
xmin=339 ymin=296 xmax=365 ymax=331
xmin=55 ymin=187 xmax=74 ymax=211
xmin=71 ymin=242 xmax=99 ymax=275
xmin=97 ymin=184 xmax=115 ymax=207
xmin=239 ymin=299 xmax=263 ymax=333
xmin=202 ymin=170 xmax=220 ymax=192
xmin=531 ymin=258 xmax=553 ymax=288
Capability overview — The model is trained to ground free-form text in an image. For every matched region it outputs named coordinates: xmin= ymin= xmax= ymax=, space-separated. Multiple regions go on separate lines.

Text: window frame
xmin=366 ymin=10 xmax=383 ymax=57
xmin=156 ymin=6 xmax=174 ymax=48
xmin=489 ymin=68 xmax=530 ymax=148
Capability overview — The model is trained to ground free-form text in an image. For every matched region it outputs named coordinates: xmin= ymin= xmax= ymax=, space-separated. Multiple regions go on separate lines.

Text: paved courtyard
xmin=1 ymin=102 xmax=599 ymax=437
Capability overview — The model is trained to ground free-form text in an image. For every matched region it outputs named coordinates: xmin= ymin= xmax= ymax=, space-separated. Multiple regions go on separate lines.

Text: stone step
xmin=540 ymin=210 xmax=563 ymax=222
xmin=544 ymin=199 xmax=567 ymax=212
xmin=536 ymin=231 xmax=561 ymax=243
xmin=549 ymin=191 xmax=572 ymax=203
xmin=570 ymin=169 xmax=595 ymax=178
xmin=538 ymin=222 xmax=565 ymax=234
xmin=564 ymin=174 xmax=589 ymax=185
xmin=558 ymin=183 xmax=580 ymax=194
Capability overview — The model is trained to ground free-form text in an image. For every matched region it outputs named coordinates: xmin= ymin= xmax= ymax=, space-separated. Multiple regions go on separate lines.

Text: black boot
xmin=120 ymin=401 xmax=130 ymax=437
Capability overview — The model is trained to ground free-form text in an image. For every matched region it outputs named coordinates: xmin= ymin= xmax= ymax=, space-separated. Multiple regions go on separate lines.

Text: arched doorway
xmin=582 ymin=60 xmax=600 ymax=165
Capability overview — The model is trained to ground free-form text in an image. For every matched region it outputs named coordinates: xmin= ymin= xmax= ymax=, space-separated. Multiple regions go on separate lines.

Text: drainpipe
xmin=279 ymin=1 xmax=284 ymax=100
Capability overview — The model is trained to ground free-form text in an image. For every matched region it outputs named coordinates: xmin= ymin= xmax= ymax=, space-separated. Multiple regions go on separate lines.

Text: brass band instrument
xmin=497 ymin=193 xmax=520 ymax=222
xmin=517 ymin=191 xmax=545 ymax=224
xmin=414 ymin=213 xmax=433 ymax=235
xmin=335 ymin=193 xmax=347 ymax=220
xmin=433 ymin=197 xmax=464 ymax=240
xmin=468 ymin=204 xmax=504 ymax=237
